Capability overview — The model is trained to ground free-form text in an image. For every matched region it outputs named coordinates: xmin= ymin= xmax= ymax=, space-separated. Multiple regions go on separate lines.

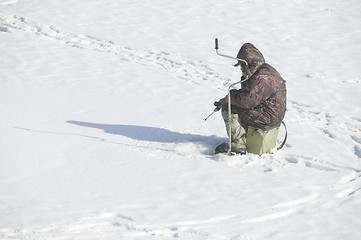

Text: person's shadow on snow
xmin=67 ymin=120 xmax=223 ymax=146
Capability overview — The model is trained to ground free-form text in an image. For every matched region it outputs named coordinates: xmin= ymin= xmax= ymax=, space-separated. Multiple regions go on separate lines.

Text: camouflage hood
xmin=236 ymin=43 xmax=265 ymax=77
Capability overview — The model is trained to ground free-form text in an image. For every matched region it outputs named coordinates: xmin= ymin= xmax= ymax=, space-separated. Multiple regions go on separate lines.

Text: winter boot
xmin=215 ymin=110 xmax=246 ymax=154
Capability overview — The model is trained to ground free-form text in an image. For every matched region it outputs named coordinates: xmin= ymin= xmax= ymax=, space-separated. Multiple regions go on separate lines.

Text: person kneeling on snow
xmin=215 ymin=43 xmax=287 ymax=155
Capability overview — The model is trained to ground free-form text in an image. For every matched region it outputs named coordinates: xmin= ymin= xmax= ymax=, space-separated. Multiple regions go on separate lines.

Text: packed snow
xmin=1 ymin=0 xmax=361 ymax=239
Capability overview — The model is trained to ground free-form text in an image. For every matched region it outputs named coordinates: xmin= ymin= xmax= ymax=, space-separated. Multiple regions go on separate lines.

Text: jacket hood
xmin=236 ymin=43 xmax=265 ymax=76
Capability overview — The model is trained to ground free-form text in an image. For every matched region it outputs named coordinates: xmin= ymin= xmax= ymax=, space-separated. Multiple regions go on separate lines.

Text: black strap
xmin=277 ymin=121 xmax=287 ymax=150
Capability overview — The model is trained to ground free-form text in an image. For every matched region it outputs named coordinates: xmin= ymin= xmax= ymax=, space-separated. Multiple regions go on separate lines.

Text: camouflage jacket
xmin=224 ymin=43 xmax=287 ymax=130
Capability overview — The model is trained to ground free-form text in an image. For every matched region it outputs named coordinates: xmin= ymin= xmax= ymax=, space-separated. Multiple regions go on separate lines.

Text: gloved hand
xmin=214 ymin=97 xmax=228 ymax=110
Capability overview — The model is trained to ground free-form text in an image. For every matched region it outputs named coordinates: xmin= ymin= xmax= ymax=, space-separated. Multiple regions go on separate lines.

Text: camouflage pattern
xmin=221 ymin=43 xmax=287 ymax=130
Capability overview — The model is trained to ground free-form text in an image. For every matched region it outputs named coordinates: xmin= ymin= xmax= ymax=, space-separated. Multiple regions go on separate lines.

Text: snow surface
xmin=1 ymin=0 xmax=361 ymax=239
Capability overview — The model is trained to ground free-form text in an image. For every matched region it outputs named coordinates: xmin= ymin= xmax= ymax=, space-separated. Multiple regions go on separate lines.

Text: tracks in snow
xmin=2 ymin=14 xmax=360 ymax=173
xmin=0 ymin=211 xmax=250 ymax=240
xmin=3 ymin=174 xmax=361 ymax=240
xmin=0 ymin=14 xmax=230 ymax=90
xmin=1 ymin=10 xmax=361 ymax=240
xmin=287 ymin=100 xmax=361 ymax=163
xmin=4 ymin=13 xmax=360 ymax=168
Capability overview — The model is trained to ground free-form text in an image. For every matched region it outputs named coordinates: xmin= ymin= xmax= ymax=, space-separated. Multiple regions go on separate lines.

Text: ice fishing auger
xmin=212 ymin=38 xmax=250 ymax=155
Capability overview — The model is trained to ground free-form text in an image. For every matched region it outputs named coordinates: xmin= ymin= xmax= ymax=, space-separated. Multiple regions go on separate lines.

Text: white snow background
xmin=1 ymin=0 xmax=361 ymax=239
